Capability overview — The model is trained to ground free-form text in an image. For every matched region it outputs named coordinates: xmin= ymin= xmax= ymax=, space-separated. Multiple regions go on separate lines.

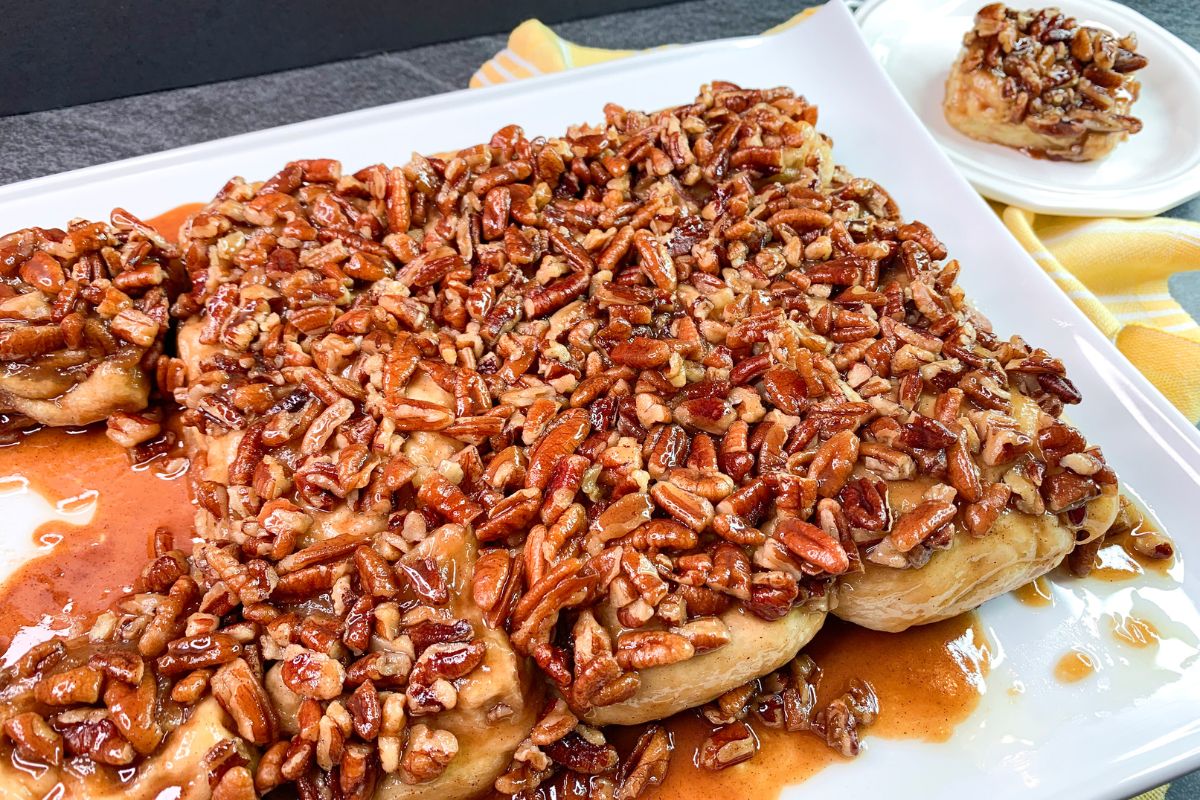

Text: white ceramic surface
xmin=856 ymin=0 xmax=1200 ymax=217
xmin=0 ymin=3 xmax=1198 ymax=797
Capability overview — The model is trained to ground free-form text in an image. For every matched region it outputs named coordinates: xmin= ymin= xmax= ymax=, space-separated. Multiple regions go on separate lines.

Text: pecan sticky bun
xmin=0 ymin=83 xmax=1129 ymax=799
xmin=0 ymin=212 xmax=181 ymax=432
xmin=944 ymin=4 xmax=1148 ymax=161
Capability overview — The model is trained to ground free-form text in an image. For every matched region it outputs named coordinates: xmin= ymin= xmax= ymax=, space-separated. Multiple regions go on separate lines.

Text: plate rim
xmin=854 ymin=0 xmax=1200 ymax=217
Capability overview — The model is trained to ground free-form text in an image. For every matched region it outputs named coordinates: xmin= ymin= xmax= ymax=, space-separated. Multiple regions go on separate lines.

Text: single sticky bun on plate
xmin=0 ymin=212 xmax=180 ymax=432
xmin=0 ymin=82 xmax=1122 ymax=798
xmin=944 ymin=4 xmax=1148 ymax=161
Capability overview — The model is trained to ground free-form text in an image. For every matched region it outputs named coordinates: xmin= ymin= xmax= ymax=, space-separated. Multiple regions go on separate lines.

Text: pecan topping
xmin=211 ymin=659 xmax=278 ymax=745
xmin=698 ymin=721 xmax=758 ymax=770
xmin=0 ymin=79 xmax=1128 ymax=800
xmin=945 ymin=4 xmax=1147 ymax=162
xmin=0 ymin=212 xmax=178 ymax=428
xmin=3 ymin=712 xmax=63 ymax=766
xmin=888 ymin=500 xmax=958 ymax=553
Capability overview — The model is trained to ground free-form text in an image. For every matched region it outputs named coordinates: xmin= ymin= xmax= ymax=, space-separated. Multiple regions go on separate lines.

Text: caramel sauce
xmin=635 ymin=615 xmax=989 ymax=800
xmin=1090 ymin=543 xmax=1145 ymax=582
xmin=1054 ymin=647 xmax=1099 ymax=683
xmin=1012 ymin=576 xmax=1054 ymax=608
xmin=144 ymin=202 xmax=204 ymax=242
xmin=0 ymin=427 xmax=191 ymax=664
xmin=1090 ymin=502 xmax=1174 ymax=582
xmin=1107 ymin=613 xmax=1160 ymax=650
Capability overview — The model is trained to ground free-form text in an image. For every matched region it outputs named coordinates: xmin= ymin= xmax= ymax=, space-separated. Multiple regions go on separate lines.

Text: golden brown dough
xmin=583 ymin=606 xmax=825 ymax=726
xmin=835 ymin=507 xmax=1101 ymax=632
xmin=0 ymin=354 xmax=149 ymax=427
xmin=835 ymin=479 xmax=1123 ymax=633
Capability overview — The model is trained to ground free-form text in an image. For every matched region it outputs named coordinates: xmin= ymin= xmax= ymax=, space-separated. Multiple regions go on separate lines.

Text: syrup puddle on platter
xmin=1004 ymin=492 xmax=1192 ymax=687
xmin=1054 ymin=647 xmax=1100 ymax=683
xmin=0 ymin=427 xmax=192 ymax=665
xmin=1107 ymin=613 xmax=1161 ymax=650
xmin=932 ymin=487 xmax=1199 ymax=791
xmin=1013 ymin=576 xmax=1054 ymax=608
xmin=1031 ymin=492 xmax=1196 ymax=690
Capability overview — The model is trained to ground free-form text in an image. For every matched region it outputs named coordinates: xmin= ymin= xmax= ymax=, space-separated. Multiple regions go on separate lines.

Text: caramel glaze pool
xmin=0 ymin=426 xmax=192 ymax=660
xmin=0 ymin=204 xmax=198 ymax=662
xmin=530 ymin=615 xmax=990 ymax=800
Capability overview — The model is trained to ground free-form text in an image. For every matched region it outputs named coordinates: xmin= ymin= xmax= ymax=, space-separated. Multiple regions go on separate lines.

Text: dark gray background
xmin=0 ymin=0 xmax=671 ymax=115
xmin=1 ymin=1 xmax=1198 ymax=794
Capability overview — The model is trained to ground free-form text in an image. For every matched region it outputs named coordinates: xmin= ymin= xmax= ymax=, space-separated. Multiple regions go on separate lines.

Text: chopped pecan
xmin=35 ymin=665 xmax=104 ymax=706
xmin=211 ymin=658 xmax=278 ymax=745
xmin=963 ymin=483 xmax=1012 ymax=537
xmin=698 ymin=721 xmax=758 ymax=770
xmin=400 ymin=725 xmax=458 ymax=784
xmin=417 ymin=472 xmax=483 ymax=525
xmin=650 ymin=481 xmax=714 ymax=532
xmin=594 ymin=492 xmax=655 ymax=541
xmin=775 ymin=518 xmax=851 ymax=574
xmin=1042 ymin=471 xmax=1100 ymax=513
xmin=614 ymin=630 xmax=695 ymax=670
xmin=59 ymin=715 xmax=134 ymax=766
xmin=543 ymin=731 xmax=619 ymax=775
xmin=3 ymin=712 xmax=62 ymax=766
xmin=477 ymin=487 xmax=542 ymax=542
xmin=888 ymin=500 xmax=958 ymax=553
xmin=103 ymin=675 xmax=163 ymax=755
xmin=807 ymin=430 xmax=860 ymax=498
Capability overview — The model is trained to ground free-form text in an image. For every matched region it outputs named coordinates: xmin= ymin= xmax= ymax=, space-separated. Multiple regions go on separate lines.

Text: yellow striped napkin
xmin=469 ymin=12 xmax=1200 ymax=428
xmin=1003 ymin=209 xmax=1200 ymax=421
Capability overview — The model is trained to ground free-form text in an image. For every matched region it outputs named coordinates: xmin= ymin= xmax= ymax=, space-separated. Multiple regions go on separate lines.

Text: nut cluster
xmin=0 ymin=81 xmax=1124 ymax=798
xmin=699 ymin=653 xmax=879 ymax=765
xmin=0 ymin=212 xmax=181 ymax=434
xmin=958 ymin=3 xmax=1146 ymax=156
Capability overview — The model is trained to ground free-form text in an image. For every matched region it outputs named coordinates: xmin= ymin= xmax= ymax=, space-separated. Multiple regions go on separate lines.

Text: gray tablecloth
xmin=1 ymin=1 xmax=1197 ymax=796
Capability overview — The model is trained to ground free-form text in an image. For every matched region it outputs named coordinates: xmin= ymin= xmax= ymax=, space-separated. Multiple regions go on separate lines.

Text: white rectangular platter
xmin=1 ymin=2 xmax=1198 ymax=798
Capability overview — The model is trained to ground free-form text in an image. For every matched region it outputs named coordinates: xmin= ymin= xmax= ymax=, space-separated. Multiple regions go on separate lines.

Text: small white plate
xmin=855 ymin=0 xmax=1200 ymax=217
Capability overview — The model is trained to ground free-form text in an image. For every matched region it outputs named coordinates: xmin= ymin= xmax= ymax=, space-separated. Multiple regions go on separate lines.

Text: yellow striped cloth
xmin=469 ymin=11 xmax=1200 ymax=428
xmin=1003 ymin=209 xmax=1200 ymax=421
